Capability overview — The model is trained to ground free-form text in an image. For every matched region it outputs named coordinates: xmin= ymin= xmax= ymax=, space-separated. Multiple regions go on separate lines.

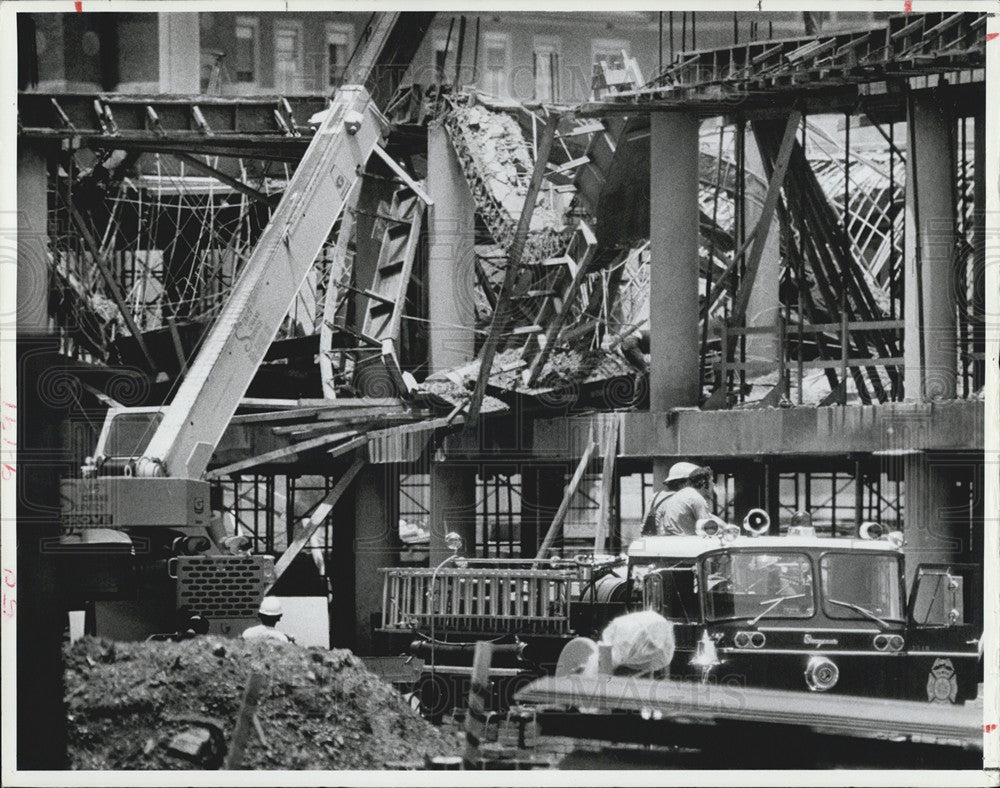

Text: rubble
xmin=64 ymin=636 xmax=461 ymax=770
xmin=444 ymin=97 xmax=571 ymax=265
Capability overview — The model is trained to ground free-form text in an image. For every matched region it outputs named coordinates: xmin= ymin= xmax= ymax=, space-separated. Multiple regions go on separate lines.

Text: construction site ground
xmin=64 ymin=636 xmax=464 ymax=769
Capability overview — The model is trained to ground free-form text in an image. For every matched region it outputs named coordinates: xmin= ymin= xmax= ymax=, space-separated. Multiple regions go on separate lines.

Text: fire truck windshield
xmin=702 ymin=552 xmax=815 ymax=622
xmin=819 ymin=553 xmax=904 ymax=622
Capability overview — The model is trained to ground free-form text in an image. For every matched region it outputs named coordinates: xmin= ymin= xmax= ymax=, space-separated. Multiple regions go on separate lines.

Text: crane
xmin=57 ymin=11 xmax=440 ymax=638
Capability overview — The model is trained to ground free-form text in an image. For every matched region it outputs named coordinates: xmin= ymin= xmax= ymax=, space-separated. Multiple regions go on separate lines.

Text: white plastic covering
xmin=600 ymin=610 xmax=676 ymax=673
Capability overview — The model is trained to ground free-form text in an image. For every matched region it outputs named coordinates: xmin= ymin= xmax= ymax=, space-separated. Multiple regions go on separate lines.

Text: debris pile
xmin=444 ymin=99 xmax=570 ymax=264
xmin=64 ymin=636 xmax=460 ymax=770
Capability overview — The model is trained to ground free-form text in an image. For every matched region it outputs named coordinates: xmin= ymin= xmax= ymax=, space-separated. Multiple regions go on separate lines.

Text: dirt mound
xmin=65 ymin=636 xmax=460 ymax=770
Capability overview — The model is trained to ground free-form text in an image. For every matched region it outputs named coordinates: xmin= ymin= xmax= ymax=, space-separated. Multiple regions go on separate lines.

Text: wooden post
xmin=777 ymin=313 xmax=787 ymax=398
xmin=463 ymin=641 xmax=495 ymax=769
xmin=267 ymin=457 xmax=365 ymax=590
xmin=223 ymin=672 xmax=266 ymax=769
xmin=594 ymin=417 xmax=619 ymax=554
xmin=535 ymin=441 xmax=598 ymax=563
xmin=840 ymin=312 xmax=849 ymax=405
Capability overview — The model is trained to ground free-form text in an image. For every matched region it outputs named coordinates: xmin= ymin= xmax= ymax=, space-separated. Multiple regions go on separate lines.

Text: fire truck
xmin=632 ymin=513 xmax=981 ymax=703
xmin=379 ymin=512 xmax=981 ymax=716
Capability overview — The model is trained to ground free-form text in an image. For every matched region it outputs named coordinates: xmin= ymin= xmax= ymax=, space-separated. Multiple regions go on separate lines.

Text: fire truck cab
xmin=632 ymin=517 xmax=981 ymax=703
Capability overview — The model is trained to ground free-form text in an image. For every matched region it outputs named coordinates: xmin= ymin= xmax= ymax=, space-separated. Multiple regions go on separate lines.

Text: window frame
xmin=481 ymin=31 xmax=512 ymax=98
xmin=532 ymin=35 xmax=562 ymax=103
xmin=590 ymin=37 xmax=632 ymax=70
xmin=818 ymin=550 xmax=906 ymax=623
xmin=273 ymin=18 xmax=305 ymax=94
xmin=233 ymin=16 xmax=260 ymax=86
xmin=324 ymin=21 xmax=355 ymax=89
xmin=701 ymin=549 xmax=817 ymax=623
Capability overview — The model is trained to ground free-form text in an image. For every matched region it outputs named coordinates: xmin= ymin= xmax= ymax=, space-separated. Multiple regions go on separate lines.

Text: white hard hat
xmin=258 ymin=597 xmax=283 ymax=617
xmin=665 ymin=462 xmax=701 ymax=484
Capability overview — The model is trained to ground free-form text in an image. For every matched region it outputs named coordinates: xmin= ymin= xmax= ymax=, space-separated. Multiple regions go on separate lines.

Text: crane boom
xmin=137 ymin=86 xmax=388 ymax=480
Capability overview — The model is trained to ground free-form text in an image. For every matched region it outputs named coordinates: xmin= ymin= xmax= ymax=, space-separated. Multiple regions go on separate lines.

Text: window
xmin=591 ymin=37 xmax=631 ymax=70
xmin=703 ymin=552 xmax=815 ymax=622
xmin=481 ymin=33 xmax=510 ymax=98
xmin=533 ymin=37 xmax=561 ymax=102
xmin=274 ymin=20 xmax=304 ymax=94
xmin=820 ymin=553 xmax=904 ymax=622
xmin=325 ymin=22 xmax=354 ymax=87
xmin=234 ymin=17 xmax=259 ymax=83
xmin=644 ymin=565 xmax=698 ymax=623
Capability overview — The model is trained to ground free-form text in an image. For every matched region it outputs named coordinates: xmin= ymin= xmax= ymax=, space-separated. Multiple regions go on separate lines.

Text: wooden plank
xmin=461 ymin=639 xmax=495 ymax=765
xmin=327 ymin=435 xmax=369 ymax=458
xmin=175 ymin=152 xmax=272 ymax=204
xmin=222 ymin=672 xmax=266 ymax=769
xmin=535 ymin=441 xmax=598 ymax=563
xmin=731 ymin=110 xmax=802 ymax=326
xmin=268 ymin=457 xmax=365 ymax=588
xmin=205 ymin=429 xmax=360 ymax=479
xmin=721 ymin=357 xmax=902 ymax=372
xmin=464 ymin=113 xmax=561 ymax=433
xmin=516 ymin=674 xmax=982 ymax=749
xmin=594 ymin=416 xmax=619 ymax=554
xmin=371 ymin=144 xmax=434 ymax=206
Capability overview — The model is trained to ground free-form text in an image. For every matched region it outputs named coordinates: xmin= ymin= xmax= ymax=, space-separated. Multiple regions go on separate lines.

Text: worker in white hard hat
xmin=641 ymin=462 xmax=714 ymax=536
xmin=241 ymin=596 xmax=292 ymax=642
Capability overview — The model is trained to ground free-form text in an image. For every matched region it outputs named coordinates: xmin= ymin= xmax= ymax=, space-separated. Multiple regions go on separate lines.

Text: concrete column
xmin=427 ymin=121 xmax=477 ymax=373
xmin=429 ymin=463 xmax=477 ymax=564
xmin=15 ymin=139 xmax=68 ymax=766
xmin=904 ymin=92 xmax=958 ymax=401
xmin=744 ymin=127 xmax=783 ymax=379
xmin=650 ymin=112 xmax=701 ymax=484
xmin=17 ymin=145 xmax=50 ymax=332
xmin=903 ymin=453 xmax=969 ymax=587
xmin=352 ymin=464 xmax=400 ymax=654
xmin=157 ymin=13 xmax=200 ymax=93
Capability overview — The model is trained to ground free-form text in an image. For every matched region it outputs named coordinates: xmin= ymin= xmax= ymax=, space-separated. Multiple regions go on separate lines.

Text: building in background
xmin=21 ymin=11 xmax=884 ymax=100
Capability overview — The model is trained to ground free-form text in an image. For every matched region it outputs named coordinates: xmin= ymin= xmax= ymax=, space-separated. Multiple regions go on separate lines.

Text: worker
xmin=242 ymin=597 xmax=292 ymax=642
xmin=641 ymin=462 xmax=714 ymax=536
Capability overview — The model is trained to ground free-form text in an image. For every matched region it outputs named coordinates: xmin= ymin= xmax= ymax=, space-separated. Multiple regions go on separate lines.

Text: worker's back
xmin=242 ymin=624 xmax=289 ymax=642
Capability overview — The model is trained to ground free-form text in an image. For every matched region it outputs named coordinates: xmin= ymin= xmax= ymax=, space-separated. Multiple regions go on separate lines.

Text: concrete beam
xmin=527 ymin=401 xmax=982 ymax=460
